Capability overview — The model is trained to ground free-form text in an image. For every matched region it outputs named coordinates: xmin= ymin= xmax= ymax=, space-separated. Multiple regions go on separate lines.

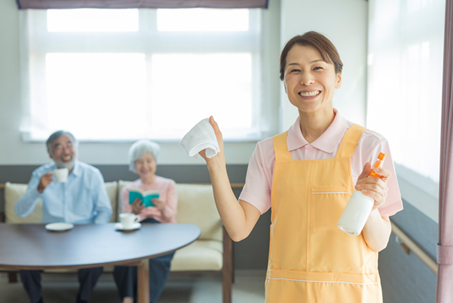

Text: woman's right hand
xmin=131 ymin=198 xmax=144 ymax=215
xmin=199 ymin=116 xmax=225 ymax=164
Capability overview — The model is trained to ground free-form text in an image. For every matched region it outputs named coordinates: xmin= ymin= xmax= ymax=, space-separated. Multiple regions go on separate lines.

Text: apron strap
xmin=335 ymin=124 xmax=366 ymax=159
xmin=273 ymin=132 xmax=292 ymax=162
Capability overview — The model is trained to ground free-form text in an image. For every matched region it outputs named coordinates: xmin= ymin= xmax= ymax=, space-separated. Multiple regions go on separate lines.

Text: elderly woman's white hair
xmin=128 ymin=139 xmax=160 ymax=173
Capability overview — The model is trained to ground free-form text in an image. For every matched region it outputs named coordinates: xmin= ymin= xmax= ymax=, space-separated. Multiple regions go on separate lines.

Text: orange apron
xmin=265 ymin=124 xmax=382 ymax=303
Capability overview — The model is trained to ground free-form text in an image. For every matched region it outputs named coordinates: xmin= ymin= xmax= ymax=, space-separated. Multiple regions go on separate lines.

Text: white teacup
xmin=52 ymin=168 xmax=69 ymax=183
xmin=119 ymin=213 xmax=140 ymax=229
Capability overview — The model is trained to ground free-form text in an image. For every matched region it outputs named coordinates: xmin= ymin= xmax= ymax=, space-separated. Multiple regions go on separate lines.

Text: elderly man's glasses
xmin=53 ymin=142 xmax=74 ymax=153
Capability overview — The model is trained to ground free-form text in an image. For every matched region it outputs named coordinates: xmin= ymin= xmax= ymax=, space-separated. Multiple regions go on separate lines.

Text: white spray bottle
xmin=337 ymin=152 xmax=386 ymax=236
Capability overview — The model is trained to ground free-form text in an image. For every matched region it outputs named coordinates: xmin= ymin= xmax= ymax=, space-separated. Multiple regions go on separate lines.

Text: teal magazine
xmin=128 ymin=189 xmax=160 ymax=207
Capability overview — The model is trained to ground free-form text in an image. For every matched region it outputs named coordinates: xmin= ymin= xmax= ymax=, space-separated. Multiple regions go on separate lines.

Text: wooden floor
xmin=0 ymin=270 xmax=266 ymax=303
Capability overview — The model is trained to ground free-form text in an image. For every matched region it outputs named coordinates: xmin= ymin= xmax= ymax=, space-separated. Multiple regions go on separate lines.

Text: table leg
xmin=137 ymin=259 xmax=150 ymax=303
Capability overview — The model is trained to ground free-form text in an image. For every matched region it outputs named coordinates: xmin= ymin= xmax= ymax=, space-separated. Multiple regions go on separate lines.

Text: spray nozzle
xmin=368 ymin=152 xmax=386 ymax=178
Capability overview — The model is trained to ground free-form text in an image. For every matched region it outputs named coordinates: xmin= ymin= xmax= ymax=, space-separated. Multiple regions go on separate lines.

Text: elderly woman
xmin=199 ymin=31 xmax=403 ymax=302
xmin=113 ymin=139 xmax=177 ymax=303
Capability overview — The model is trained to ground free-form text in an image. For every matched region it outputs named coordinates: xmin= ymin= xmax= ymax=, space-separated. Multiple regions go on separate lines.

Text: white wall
xmin=0 ymin=0 xmax=367 ymax=166
xmin=279 ymin=0 xmax=368 ymax=131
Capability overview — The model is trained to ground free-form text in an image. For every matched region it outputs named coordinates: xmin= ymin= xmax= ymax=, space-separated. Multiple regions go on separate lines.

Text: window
xmin=367 ymin=0 xmax=445 ymax=221
xmin=20 ymin=8 xmax=263 ymax=141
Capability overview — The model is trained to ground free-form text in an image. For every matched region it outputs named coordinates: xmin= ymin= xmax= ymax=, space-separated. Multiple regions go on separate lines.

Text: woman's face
xmin=283 ymin=44 xmax=341 ymax=114
xmin=135 ymin=153 xmax=157 ymax=180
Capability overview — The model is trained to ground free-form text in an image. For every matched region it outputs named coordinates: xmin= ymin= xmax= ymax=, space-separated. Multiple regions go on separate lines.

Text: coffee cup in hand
xmin=119 ymin=213 xmax=140 ymax=229
xmin=52 ymin=168 xmax=69 ymax=183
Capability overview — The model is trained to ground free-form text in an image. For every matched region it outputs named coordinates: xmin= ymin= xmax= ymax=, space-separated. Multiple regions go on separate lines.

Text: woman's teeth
xmin=299 ymin=91 xmax=320 ymax=97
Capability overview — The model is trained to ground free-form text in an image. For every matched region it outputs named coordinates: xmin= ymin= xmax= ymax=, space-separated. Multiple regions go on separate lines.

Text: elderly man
xmin=14 ymin=130 xmax=113 ymax=303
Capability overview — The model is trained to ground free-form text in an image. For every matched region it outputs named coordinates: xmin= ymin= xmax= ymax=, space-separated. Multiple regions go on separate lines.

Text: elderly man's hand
xmin=37 ymin=173 xmax=53 ymax=193
xmin=131 ymin=198 xmax=144 ymax=215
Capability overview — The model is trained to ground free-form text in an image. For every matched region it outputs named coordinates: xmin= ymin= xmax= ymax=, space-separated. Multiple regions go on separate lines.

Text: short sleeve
xmin=239 ymin=140 xmax=274 ymax=214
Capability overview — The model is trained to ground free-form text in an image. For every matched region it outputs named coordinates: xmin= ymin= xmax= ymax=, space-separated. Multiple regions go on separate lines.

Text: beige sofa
xmin=0 ymin=181 xmax=234 ymax=303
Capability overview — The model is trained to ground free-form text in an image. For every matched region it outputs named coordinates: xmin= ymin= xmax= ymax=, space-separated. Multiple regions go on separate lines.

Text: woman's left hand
xmin=152 ymin=198 xmax=166 ymax=213
xmin=355 ymin=162 xmax=391 ymax=211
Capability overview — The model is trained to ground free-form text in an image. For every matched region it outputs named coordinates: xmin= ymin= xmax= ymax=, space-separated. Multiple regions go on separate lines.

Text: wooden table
xmin=0 ymin=223 xmax=200 ymax=303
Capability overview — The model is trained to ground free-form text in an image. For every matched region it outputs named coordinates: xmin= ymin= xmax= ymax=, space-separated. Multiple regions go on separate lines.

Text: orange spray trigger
xmin=377 ymin=152 xmax=385 ymax=161
xmin=368 ymin=152 xmax=386 ymax=178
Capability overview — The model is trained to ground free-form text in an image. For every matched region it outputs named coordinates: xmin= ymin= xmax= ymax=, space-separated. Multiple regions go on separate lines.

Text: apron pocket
xmin=310 ymin=186 xmax=350 ymax=232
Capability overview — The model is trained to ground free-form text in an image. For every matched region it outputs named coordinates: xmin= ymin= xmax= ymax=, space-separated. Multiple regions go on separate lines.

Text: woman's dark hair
xmin=279 ymin=31 xmax=343 ymax=80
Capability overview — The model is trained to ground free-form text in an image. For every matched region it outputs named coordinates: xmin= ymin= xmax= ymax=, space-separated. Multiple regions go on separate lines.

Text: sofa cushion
xmin=5 ymin=182 xmax=118 ymax=223
xmin=175 ymin=184 xmax=222 ymax=242
xmin=5 ymin=182 xmax=42 ymax=223
xmin=170 ymin=240 xmax=223 ymax=271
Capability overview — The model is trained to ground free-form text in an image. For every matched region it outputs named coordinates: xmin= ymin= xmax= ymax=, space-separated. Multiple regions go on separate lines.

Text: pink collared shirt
xmin=239 ymin=109 xmax=403 ymax=217
xmin=121 ymin=175 xmax=178 ymax=223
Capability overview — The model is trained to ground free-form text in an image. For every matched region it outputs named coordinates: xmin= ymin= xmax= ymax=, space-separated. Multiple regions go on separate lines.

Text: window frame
xmin=20 ymin=8 xmax=265 ymax=142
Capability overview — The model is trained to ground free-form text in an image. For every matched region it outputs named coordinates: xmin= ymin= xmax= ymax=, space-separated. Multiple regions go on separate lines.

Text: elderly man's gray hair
xmin=128 ymin=139 xmax=160 ymax=173
xmin=46 ymin=130 xmax=77 ymax=153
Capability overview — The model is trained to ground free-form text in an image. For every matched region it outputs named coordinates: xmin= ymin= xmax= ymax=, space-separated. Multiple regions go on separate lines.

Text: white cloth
xmin=180 ymin=118 xmax=220 ymax=159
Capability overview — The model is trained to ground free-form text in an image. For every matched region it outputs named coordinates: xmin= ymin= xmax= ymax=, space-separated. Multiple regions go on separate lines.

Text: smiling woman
xmin=280 ymin=32 xmax=343 ymax=124
xmin=196 ymin=31 xmax=404 ymax=303
xmin=114 ymin=139 xmax=178 ymax=303
xmin=121 ymin=139 xmax=177 ymax=224
xmin=283 ymin=44 xmax=341 ymax=120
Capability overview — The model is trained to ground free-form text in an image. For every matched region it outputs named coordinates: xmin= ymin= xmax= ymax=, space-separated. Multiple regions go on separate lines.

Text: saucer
xmin=115 ymin=222 xmax=141 ymax=231
xmin=45 ymin=222 xmax=74 ymax=231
